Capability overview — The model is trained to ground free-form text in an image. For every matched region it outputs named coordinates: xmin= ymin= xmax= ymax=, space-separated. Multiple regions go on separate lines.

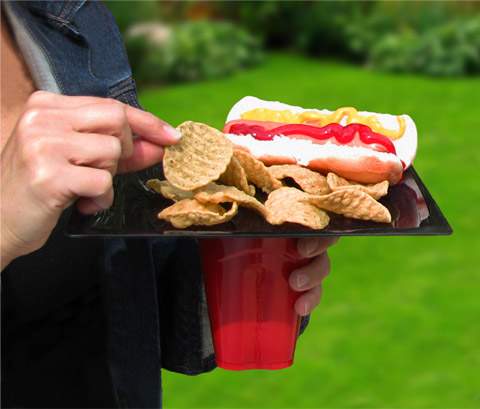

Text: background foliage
xmin=104 ymin=2 xmax=480 ymax=408
xmin=140 ymin=53 xmax=480 ymax=409
xmin=107 ymin=0 xmax=480 ymax=80
xmin=125 ymin=20 xmax=263 ymax=84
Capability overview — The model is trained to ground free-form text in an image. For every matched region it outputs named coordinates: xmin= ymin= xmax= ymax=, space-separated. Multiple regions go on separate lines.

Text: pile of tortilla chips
xmin=146 ymin=121 xmax=392 ymax=229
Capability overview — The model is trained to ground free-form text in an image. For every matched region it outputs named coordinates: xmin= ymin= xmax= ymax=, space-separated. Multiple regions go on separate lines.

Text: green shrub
xmin=343 ymin=2 xmax=461 ymax=60
xmin=126 ymin=20 xmax=263 ymax=84
xmin=215 ymin=0 xmax=480 ymax=76
xmin=215 ymin=1 xmax=371 ymax=56
xmin=369 ymin=17 xmax=480 ymax=76
xmin=293 ymin=2 xmax=363 ymax=57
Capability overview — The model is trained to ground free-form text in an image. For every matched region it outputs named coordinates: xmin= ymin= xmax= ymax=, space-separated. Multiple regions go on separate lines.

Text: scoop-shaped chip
xmin=326 ymin=173 xmax=389 ymax=200
xmin=265 ymin=187 xmax=330 ymax=230
xmin=146 ymin=179 xmax=193 ymax=201
xmin=268 ymin=165 xmax=330 ymax=195
xmin=233 ymin=149 xmax=282 ymax=193
xmin=218 ymin=156 xmax=255 ymax=196
xmin=158 ymin=199 xmax=238 ymax=228
xmin=305 ymin=189 xmax=391 ymax=223
xmin=163 ymin=121 xmax=233 ymax=190
xmin=194 ymin=183 xmax=267 ymax=218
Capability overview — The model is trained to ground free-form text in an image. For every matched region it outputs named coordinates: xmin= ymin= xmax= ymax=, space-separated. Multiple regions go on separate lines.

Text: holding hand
xmin=1 ymin=91 xmax=179 ymax=267
xmin=289 ymin=237 xmax=338 ymax=316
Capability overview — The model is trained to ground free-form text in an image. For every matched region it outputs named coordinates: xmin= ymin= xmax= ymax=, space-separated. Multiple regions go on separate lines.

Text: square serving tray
xmin=67 ymin=167 xmax=452 ymax=238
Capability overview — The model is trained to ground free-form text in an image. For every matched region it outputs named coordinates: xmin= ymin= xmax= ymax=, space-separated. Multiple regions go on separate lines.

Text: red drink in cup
xmin=200 ymin=238 xmax=309 ymax=370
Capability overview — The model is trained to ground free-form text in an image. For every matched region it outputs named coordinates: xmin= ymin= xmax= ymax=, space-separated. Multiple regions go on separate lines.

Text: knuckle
xmin=22 ymin=137 xmax=51 ymax=162
xmin=18 ymin=108 xmax=43 ymax=133
xmin=27 ymin=90 xmax=52 ymax=107
xmin=109 ymin=137 xmax=122 ymax=160
xmin=109 ymin=104 xmax=127 ymax=127
xmin=30 ymin=164 xmax=55 ymax=192
xmin=105 ymin=97 xmax=122 ymax=106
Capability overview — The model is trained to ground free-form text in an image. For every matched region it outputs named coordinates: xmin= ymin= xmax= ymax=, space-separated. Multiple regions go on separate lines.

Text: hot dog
xmin=223 ymin=97 xmax=418 ymax=185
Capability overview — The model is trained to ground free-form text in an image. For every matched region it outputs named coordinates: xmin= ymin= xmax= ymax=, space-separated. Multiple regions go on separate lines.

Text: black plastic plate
xmin=67 ymin=167 xmax=452 ymax=238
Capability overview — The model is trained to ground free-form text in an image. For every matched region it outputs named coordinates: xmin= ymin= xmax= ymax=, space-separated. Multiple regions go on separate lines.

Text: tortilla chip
xmin=194 ymin=183 xmax=267 ymax=218
xmin=218 ymin=156 xmax=255 ymax=196
xmin=158 ymin=199 xmax=238 ymax=228
xmin=265 ymin=187 xmax=330 ymax=229
xmin=146 ymin=179 xmax=193 ymax=201
xmin=326 ymin=172 xmax=389 ymax=200
xmin=163 ymin=121 xmax=233 ymax=190
xmin=233 ymin=149 xmax=282 ymax=193
xmin=305 ymin=189 xmax=391 ymax=223
xmin=268 ymin=165 xmax=330 ymax=195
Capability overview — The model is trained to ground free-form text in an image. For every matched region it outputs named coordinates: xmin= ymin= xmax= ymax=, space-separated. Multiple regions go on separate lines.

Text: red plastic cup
xmin=200 ymin=238 xmax=309 ymax=370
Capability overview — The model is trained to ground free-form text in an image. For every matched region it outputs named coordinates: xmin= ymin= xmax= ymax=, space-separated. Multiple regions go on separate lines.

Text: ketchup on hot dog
xmin=226 ymin=121 xmax=397 ymax=155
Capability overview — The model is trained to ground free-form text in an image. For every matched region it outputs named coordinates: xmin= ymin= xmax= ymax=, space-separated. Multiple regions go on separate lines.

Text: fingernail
xmin=299 ymin=240 xmax=317 ymax=258
xmin=303 ymin=302 xmax=310 ymax=316
xmin=295 ymin=273 xmax=309 ymax=290
xmin=298 ymin=240 xmax=313 ymax=257
xmin=165 ymin=125 xmax=182 ymax=142
xmin=306 ymin=240 xmax=318 ymax=257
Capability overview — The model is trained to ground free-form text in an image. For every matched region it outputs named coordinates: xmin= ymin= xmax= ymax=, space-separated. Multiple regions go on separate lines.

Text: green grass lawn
xmin=139 ymin=53 xmax=480 ymax=409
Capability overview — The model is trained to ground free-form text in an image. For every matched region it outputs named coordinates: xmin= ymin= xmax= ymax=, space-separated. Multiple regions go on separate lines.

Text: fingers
xmin=76 ymin=197 xmax=109 ymax=215
xmin=290 ymin=248 xmax=333 ymax=316
xmin=66 ymin=104 xmax=134 ymax=159
xmin=289 ymin=251 xmax=330 ymax=292
xmin=69 ymin=135 xmax=166 ymax=209
xmin=295 ymin=286 xmax=323 ymax=316
xmin=117 ymin=139 xmax=165 ymax=174
xmin=65 ymin=132 xmax=122 ymax=172
xmin=124 ymin=104 xmax=181 ymax=146
xmin=27 ymin=91 xmax=181 ymax=148
xmin=22 ymin=92 xmax=179 ymax=205
xmin=66 ymin=166 xmax=114 ymax=213
xmin=297 ymin=236 xmax=339 ymax=258
xmin=68 ymin=102 xmax=170 ymax=153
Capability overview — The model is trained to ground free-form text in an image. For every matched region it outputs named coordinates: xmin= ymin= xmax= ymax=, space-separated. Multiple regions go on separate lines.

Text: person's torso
xmin=2 ymin=4 xmax=214 ymax=407
xmin=1 ymin=3 xmax=161 ymax=407
xmin=2 ymin=0 xmax=140 ymax=327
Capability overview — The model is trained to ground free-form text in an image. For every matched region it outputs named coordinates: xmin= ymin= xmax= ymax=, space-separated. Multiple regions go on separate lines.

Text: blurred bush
xmin=125 ymin=21 xmax=263 ymax=84
xmin=214 ymin=1 xmax=480 ymax=76
xmin=215 ymin=1 xmax=371 ymax=56
xmin=106 ymin=0 xmax=480 ymax=78
xmin=369 ymin=17 xmax=480 ymax=76
xmin=343 ymin=2 xmax=453 ymax=61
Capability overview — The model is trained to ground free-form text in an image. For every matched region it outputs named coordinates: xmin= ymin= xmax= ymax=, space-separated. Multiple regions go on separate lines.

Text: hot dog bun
xmin=224 ymin=97 xmax=417 ymax=185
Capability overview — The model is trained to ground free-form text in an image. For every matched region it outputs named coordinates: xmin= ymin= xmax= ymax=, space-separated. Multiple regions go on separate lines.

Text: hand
xmin=289 ymin=237 xmax=338 ymax=316
xmin=1 ymin=91 xmax=179 ymax=267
